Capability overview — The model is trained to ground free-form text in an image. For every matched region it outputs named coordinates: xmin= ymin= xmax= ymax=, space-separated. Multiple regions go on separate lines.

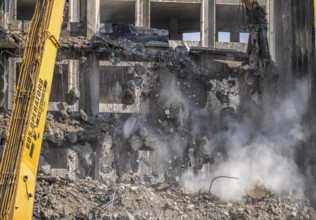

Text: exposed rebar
xmin=208 ymin=176 xmax=240 ymax=194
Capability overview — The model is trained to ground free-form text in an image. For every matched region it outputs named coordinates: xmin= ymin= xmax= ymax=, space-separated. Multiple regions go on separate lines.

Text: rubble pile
xmin=40 ymin=109 xmax=119 ymax=179
xmin=44 ymin=110 xmax=114 ymax=148
xmin=33 ymin=174 xmax=315 ymax=220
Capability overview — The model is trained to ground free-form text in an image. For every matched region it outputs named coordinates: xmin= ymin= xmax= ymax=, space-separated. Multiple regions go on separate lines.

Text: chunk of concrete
xmin=122 ymin=89 xmax=135 ymax=105
xmin=66 ymin=87 xmax=80 ymax=105
xmin=134 ymin=64 xmax=147 ymax=76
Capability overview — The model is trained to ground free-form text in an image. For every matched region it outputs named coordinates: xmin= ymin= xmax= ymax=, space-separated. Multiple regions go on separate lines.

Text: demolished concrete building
xmin=0 ymin=0 xmax=316 ymax=219
xmin=0 ymin=0 xmax=263 ymax=179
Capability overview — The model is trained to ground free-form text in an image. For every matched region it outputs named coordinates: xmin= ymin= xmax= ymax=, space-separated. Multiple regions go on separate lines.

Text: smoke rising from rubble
xmin=122 ymin=71 xmax=192 ymax=178
xmin=120 ymin=61 xmax=309 ymax=202
xmin=182 ymin=79 xmax=308 ymax=201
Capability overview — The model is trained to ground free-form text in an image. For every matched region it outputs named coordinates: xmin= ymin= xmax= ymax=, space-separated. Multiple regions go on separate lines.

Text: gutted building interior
xmin=0 ymin=0 xmax=316 ymax=219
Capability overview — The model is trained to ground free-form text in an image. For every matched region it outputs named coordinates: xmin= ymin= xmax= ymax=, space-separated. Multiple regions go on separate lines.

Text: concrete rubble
xmin=33 ymin=173 xmax=315 ymax=220
xmin=41 ymin=110 xmax=117 ymax=179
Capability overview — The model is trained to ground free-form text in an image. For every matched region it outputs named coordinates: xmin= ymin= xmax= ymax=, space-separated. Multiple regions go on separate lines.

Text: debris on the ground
xmin=33 ymin=173 xmax=315 ymax=220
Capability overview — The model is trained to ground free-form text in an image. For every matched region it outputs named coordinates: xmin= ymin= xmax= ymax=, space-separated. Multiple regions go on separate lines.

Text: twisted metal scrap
xmin=209 ymin=176 xmax=240 ymax=194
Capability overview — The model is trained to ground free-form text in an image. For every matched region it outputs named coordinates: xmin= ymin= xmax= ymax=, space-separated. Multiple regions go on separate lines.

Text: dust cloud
xmin=182 ymin=79 xmax=308 ymax=201
xmin=120 ymin=62 xmax=309 ymax=202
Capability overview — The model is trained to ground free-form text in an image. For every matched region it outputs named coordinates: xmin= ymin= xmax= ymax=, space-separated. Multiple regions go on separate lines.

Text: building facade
xmin=0 ymin=0 xmax=274 ymax=116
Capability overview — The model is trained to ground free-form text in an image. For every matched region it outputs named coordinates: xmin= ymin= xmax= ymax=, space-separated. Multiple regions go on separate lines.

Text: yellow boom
xmin=0 ymin=0 xmax=65 ymax=219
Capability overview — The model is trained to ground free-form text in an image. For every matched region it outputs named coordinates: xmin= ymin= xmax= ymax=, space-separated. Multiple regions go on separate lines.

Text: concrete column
xmin=85 ymin=0 xmax=100 ymax=116
xmin=69 ymin=0 xmax=80 ymax=23
xmin=4 ymin=0 xmax=17 ymax=29
xmin=135 ymin=0 xmax=150 ymax=27
xmin=201 ymin=0 xmax=216 ymax=47
xmin=0 ymin=1 xmax=5 ymax=27
xmin=7 ymin=58 xmax=16 ymax=110
xmin=266 ymin=0 xmax=275 ymax=60
xmin=0 ymin=54 xmax=8 ymax=114
xmin=68 ymin=0 xmax=81 ymax=33
xmin=68 ymin=60 xmax=80 ymax=111
xmin=68 ymin=60 xmax=79 ymax=91
xmin=80 ymin=53 xmax=99 ymax=116
xmin=86 ymin=0 xmax=100 ymax=39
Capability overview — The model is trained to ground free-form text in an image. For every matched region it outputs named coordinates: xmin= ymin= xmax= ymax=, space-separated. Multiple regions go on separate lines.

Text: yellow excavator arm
xmin=0 ymin=0 xmax=65 ymax=219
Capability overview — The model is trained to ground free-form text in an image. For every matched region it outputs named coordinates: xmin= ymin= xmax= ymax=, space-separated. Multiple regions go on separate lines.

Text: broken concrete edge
xmin=189 ymin=46 xmax=248 ymax=62
xmin=0 ymin=24 xmax=248 ymax=63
